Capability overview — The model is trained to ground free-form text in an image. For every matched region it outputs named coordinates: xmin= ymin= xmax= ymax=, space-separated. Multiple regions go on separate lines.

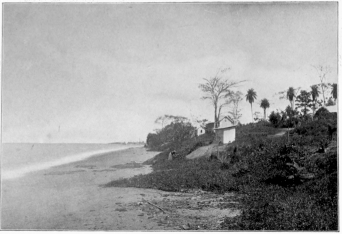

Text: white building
xmin=325 ymin=105 xmax=337 ymax=113
xmin=197 ymin=126 xmax=205 ymax=136
xmin=214 ymin=116 xmax=236 ymax=144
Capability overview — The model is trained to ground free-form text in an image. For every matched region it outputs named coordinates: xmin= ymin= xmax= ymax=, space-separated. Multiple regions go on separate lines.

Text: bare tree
xmin=313 ymin=65 xmax=332 ymax=105
xmin=195 ymin=118 xmax=209 ymax=129
xmin=227 ymin=91 xmax=243 ymax=124
xmin=198 ymin=68 xmax=245 ymax=128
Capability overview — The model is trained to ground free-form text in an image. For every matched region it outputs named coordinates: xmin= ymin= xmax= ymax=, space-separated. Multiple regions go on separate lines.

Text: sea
xmin=1 ymin=143 xmax=141 ymax=181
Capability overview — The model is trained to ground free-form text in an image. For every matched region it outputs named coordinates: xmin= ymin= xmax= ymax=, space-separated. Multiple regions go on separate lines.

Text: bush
xmin=269 ymin=111 xmax=282 ymax=126
xmin=109 ymin=118 xmax=337 ymax=230
xmin=294 ymin=117 xmax=336 ymax=138
xmin=106 ymin=157 xmax=238 ymax=193
xmin=145 ymin=121 xmax=196 ymax=151
xmin=223 ymin=121 xmax=338 ymax=230
xmin=235 ymin=122 xmax=280 ymax=144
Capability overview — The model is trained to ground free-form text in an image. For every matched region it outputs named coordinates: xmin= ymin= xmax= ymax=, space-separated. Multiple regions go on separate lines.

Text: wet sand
xmin=1 ymin=147 xmax=163 ymax=230
xmin=2 ymin=146 xmax=241 ymax=230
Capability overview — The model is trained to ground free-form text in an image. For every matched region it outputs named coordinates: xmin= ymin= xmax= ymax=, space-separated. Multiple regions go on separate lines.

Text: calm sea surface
xmin=1 ymin=143 xmax=141 ymax=180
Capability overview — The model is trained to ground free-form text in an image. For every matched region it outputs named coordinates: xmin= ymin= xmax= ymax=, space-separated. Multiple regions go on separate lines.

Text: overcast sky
xmin=2 ymin=3 xmax=338 ymax=143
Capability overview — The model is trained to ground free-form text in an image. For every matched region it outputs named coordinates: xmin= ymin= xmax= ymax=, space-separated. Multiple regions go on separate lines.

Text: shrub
xmin=223 ymin=121 xmax=338 ymax=230
xmin=145 ymin=121 xmax=196 ymax=151
xmin=269 ymin=111 xmax=282 ymax=126
xmin=106 ymin=157 xmax=238 ymax=193
xmin=109 ymin=118 xmax=337 ymax=230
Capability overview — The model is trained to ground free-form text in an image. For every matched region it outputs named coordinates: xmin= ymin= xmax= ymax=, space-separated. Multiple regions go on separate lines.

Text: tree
xmin=269 ymin=111 xmax=282 ymax=127
xmin=287 ymin=87 xmax=297 ymax=110
xmin=285 ymin=105 xmax=297 ymax=118
xmin=147 ymin=121 xmax=195 ymax=151
xmin=227 ymin=91 xmax=243 ymax=124
xmin=199 ymin=68 xmax=245 ymax=128
xmin=314 ymin=106 xmax=330 ymax=120
xmin=146 ymin=133 xmax=161 ymax=149
xmin=295 ymin=90 xmax=313 ymax=116
xmin=326 ymin=97 xmax=335 ymax=106
xmin=310 ymin=85 xmax=321 ymax=115
xmin=196 ymin=119 xmax=209 ymax=129
xmin=155 ymin=115 xmax=188 ymax=129
xmin=275 ymin=87 xmax=300 ymax=110
xmin=313 ymin=65 xmax=332 ymax=105
xmin=260 ymin=98 xmax=270 ymax=119
xmin=285 ymin=105 xmax=300 ymax=127
xmin=331 ymin=83 xmax=337 ymax=104
xmin=246 ymin=89 xmax=257 ymax=121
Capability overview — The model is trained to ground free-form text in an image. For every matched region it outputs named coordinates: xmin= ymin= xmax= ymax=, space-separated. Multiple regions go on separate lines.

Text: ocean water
xmin=1 ymin=143 xmax=141 ymax=180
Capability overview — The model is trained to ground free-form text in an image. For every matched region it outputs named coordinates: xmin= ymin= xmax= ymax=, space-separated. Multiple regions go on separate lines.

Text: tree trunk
xmin=312 ymin=100 xmax=316 ymax=116
xmin=321 ymin=86 xmax=326 ymax=105
xmin=264 ymin=108 xmax=266 ymax=119
xmin=214 ymin=104 xmax=218 ymax=128
xmin=251 ymin=103 xmax=253 ymax=122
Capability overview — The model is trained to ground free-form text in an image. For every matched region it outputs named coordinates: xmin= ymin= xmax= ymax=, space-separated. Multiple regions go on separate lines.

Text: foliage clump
xmin=108 ymin=111 xmax=337 ymax=231
xmin=146 ymin=120 xmax=196 ymax=151
xmin=222 ymin=116 xmax=337 ymax=230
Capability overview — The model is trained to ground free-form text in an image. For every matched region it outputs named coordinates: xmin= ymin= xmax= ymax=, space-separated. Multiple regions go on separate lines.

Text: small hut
xmin=214 ymin=116 xmax=236 ymax=144
xmin=197 ymin=126 xmax=205 ymax=136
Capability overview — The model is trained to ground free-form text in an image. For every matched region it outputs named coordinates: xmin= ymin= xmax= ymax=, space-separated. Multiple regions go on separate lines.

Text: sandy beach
xmin=2 ymin=146 xmax=240 ymax=230
xmin=1 ymin=147 xmax=162 ymax=230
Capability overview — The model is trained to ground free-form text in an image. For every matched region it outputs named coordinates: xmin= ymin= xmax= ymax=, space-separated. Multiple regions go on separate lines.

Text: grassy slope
xmin=106 ymin=120 xmax=337 ymax=230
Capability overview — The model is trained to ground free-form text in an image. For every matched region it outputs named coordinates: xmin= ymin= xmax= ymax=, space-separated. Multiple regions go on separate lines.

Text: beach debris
xmin=181 ymin=223 xmax=191 ymax=230
xmin=115 ymin=207 xmax=127 ymax=212
xmin=217 ymin=219 xmax=225 ymax=224
xmin=144 ymin=200 xmax=168 ymax=213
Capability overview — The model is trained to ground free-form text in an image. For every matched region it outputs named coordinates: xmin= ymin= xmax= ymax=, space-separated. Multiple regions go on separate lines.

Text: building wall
xmin=223 ymin=128 xmax=235 ymax=144
xmin=215 ymin=128 xmax=236 ymax=144
xmin=220 ymin=118 xmax=233 ymax=128
xmin=197 ymin=127 xmax=205 ymax=136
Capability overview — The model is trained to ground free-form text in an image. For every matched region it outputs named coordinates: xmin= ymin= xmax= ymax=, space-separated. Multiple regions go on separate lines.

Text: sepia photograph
xmin=1 ymin=2 xmax=338 ymax=230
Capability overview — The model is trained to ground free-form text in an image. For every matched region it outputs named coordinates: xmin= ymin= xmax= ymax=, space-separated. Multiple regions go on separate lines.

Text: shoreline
xmin=2 ymin=146 xmax=241 ymax=230
xmin=1 ymin=147 xmax=163 ymax=230
xmin=2 ymin=145 xmax=144 ymax=181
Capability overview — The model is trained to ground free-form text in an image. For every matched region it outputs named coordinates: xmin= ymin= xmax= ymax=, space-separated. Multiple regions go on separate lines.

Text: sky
xmin=2 ymin=2 xmax=338 ymax=143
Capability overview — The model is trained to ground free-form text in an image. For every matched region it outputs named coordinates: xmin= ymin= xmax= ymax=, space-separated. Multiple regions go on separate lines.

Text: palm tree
xmin=246 ymin=89 xmax=257 ymax=121
xmin=310 ymin=85 xmax=320 ymax=114
xmin=260 ymin=98 xmax=270 ymax=119
xmin=287 ymin=87 xmax=296 ymax=110
xmin=331 ymin=83 xmax=337 ymax=104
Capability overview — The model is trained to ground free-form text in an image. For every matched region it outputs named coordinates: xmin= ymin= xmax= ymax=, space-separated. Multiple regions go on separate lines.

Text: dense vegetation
xmin=106 ymin=110 xmax=337 ymax=230
xmin=107 ymin=73 xmax=337 ymax=230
